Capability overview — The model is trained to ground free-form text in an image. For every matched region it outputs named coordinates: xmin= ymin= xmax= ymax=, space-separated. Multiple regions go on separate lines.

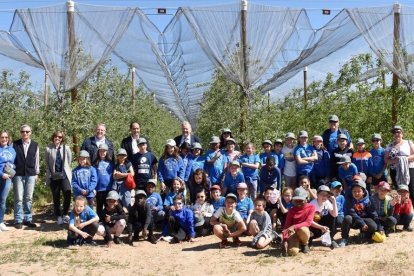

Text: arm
xmin=177 ymin=157 xmax=185 ymax=180
xmin=206 ymin=150 xmax=221 ymax=165
xmin=35 ymin=146 xmax=40 ymax=176
xmin=144 ymin=203 xmax=152 ymax=230
xmin=230 ymin=220 xmax=247 ymax=237
xmin=89 ymin=167 xmax=98 ymax=192
xmin=329 ymin=196 xmax=338 ymax=217
xmin=157 ymin=158 xmax=165 ymax=183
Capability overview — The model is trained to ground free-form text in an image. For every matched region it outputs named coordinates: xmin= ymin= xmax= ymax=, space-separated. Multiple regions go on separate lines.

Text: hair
xmin=264 ymin=186 xmax=275 ymax=193
xmin=313 ymin=139 xmax=327 ymax=151
xmin=94 ymin=148 xmax=112 ymax=166
xmin=129 ymin=122 xmax=140 ymax=129
xmin=298 ymin=175 xmax=310 ymax=184
xmin=95 ymin=123 xmax=106 ymax=130
xmin=220 ymin=132 xmax=235 ymax=149
xmin=191 ymin=147 xmax=204 ymax=156
xmin=20 ymin=124 xmax=31 ymax=131
xmin=174 ymin=194 xmax=184 ymax=203
xmin=191 ymin=168 xmax=209 ymax=191
xmin=0 ymin=130 xmax=12 ymax=146
xmin=282 ymin=186 xmax=294 ymax=195
xmin=74 ymin=195 xmax=87 ymax=205
xmin=254 ymin=195 xmax=267 ymax=206
xmin=181 ymin=121 xmax=192 ymax=132
xmin=78 ymin=156 xmax=91 ymax=167
xmin=50 ymin=130 xmax=66 ymax=143
xmin=162 ymin=144 xmax=179 ymax=160
xmin=173 ymin=177 xmax=185 ymax=193
xmin=196 ymin=189 xmax=206 ymax=197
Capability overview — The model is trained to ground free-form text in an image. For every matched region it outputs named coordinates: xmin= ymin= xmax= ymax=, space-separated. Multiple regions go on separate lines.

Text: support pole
xmin=303 ymin=66 xmax=308 ymax=109
xmin=67 ymin=0 xmax=79 ymax=154
xmin=239 ymin=0 xmax=248 ymax=139
xmin=44 ymin=71 xmax=48 ymax=106
xmin=391 ymin=3 xmax=401 ymax=125
xmin=132 ymin=67 xmax=136 ymax=107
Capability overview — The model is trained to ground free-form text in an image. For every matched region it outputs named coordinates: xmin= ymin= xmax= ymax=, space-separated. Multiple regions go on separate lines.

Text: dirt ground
xmin=0 ymin=206 xmax=413 ymax=276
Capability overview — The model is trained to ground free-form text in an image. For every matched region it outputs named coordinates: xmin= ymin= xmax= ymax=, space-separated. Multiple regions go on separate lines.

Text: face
xmin=274 ymin=143 xmax=283 ymax=152
xmin=226 ymin=142 xmax=235 ymax=151
xmin=341 ymin=162 xmax=350 ymax=170
xmin=244 ymin=144 xmax=253 ymax=155
xmin=222 ymin=132 xmax=231 ymax=139
xmin=357 ymin=143 xmax=365 ymax=151
xmin=192 ymin=148 xmax=201 ymax=156
xmin=137 ymin=196 xmax=146 ymax=205
xmin=180 ymin=147 xmax=188 ymax=155
xmin=293 ymin=199 xmax=305 ymax=207
xmin=117 ymin=154 xmax=127 ymax=162
xmin=266 ymin=159 xmax=275 ymax=168
xmin=53 ymin=133 xmax=63 ymax=145
xmin=229 ymin=165 xmax=239 ymax=174
xmin=138 ymin=143 xmax=147 ymax=152
xmin=299 ymin=178 xmax=310 ymax=189
xmin=0 ymin=132 xmax=9 ymax=147
xmin=167 ymin=145 xmax=175 ymax=154
xmin=146 ymin=184 xmax=155 ymax=194
xmin=181 ymin=123 xmax=190 ymax=137
xmin=378 ymin=188 xmax=389 ymax=199
xmin=283 ymin=191 xmax=293 ymax=202
xmin=331 ymin=187 xmax=342 ymax=196
xmin=329 ymin=120 xmax=339 ymax=130
xmin=313 ymin=140 xmax=322 ymax=149
xmin=264 ymin=189 xmax=273 ymax=201
xmin=20 ymin=127 xmax=31 ymax=139
xmin=173 ymin=200 xmax=183 ymax=210
xmin=285 ymin=138 xmax=295 ymax=146
xmin=317 ymin=191 xmax=329 ymax=202
xmin=95 ymin=124 xmax=106 ymax=140
xmin=263 ymin=144 xmax=271 ymax=152
xmin=211 ymin=189 xmax=221 ymax=200
xmin=130 ymin=123 xmax=140 ymax=136
xmin=254 ymin=201 xmax=265 ymax=212
xmin=74 ymin=199 xmax=86 ymax=214
xmin=172 ymin=180 xmax=181 ymax=192
xmin=393 ymin=130 xmax=403 ymax=140
xmin=352 ymin=186 xmax=364 ymax=200
xmin=299 ymin=136 xmax=308 ymax=144
xmin=237 ymin=188 xmax=247 ymax=197
xmin=337 ymin=138 xmax=348 ymax=148
xmin=210 ymin=143 xmax=219 ymax=150
xmin=196 ymin=192 xmax=206 ymax=203
xmin=372 ymin=139 xmax=381 ymax=148
xmin=399 ymin=190 xmax=409 ymax=199
xmin=225 ymin=198 xmax=236 ymax=209
xmin=194 ymin=174 xmax=203 ymax=184
xmin=106 ymin=199 xmax=117 ymax=209
xmin=98 ymin=149 xmax=108 ymax=159
xmin=78 ymin=156 xmax=87 ymax=166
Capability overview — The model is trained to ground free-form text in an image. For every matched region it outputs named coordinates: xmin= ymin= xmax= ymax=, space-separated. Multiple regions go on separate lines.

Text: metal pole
xmin=303 ymin=66 xmax=308 ymax=110
xmin=391 ymin=3 xmax=401 ymax=125
xmin=44 ymin=71 xmax=48 ymax=106
xmin=131 ymin=67 xmax=136 ymax=107
xmin=239 ymin=0 xmax=248 ymax=138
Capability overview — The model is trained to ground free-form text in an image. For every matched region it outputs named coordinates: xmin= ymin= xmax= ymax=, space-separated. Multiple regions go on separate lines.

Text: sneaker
xmin=330 ymin=240 xmax=339 ymax=249
xmin=219 ymin=239 xmax=229 ymax=249
xmin=271 ymin=231 xmax=282 ymax=244
xmin=147 ymin=234 xmax=158 ymax=244
xmin=0 ymin=223 xmax=9 ymax=231
xmin=23 ymin=221 xmax=37 ymax=228
xmin=63 ymin=215 xmax=70 ymax=224
xmin=113 ymin=236 xmax=123 ymax=245
xmin=14 ymin=223 xmax=23 ymax=229
xmin=57 ymin=216 xmax=64 ymax=225
xmin=127 ymin=235 xmax=133 ymax=246
xmin=302 ymin=244 xmax=310 ymax=254
xmin=162 ymin=236 xmax=173 ymax=242
xmin=403 ymin=226 xmax=413 ymax=232
xmin=338 ymin=238 xmax=348 ymax=247
xmin=233 ymin=237 xmax=242 ymax=247
xmin=84 ymin=240 xmax=98 ymax=247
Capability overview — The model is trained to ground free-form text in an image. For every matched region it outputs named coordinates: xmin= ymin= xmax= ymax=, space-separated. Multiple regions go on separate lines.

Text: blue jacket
xmin=312 ymin=148 xmax=331 ymax=178
xmin=157 ymin=155 xmax=184 ymax=183
xmin=80 ymin=136 xmax=114 ymax=164
xmin=95 ymin=160 xmax=114 ymax=192
xmin=163 ymin=207 xmax=195 ymax=238
xmin=0 ymin=145 xmax=16 ymax=178
xmin=205 ymin=149 xmax=228 ymax=184
xmin=259 ymin=165 xmax=282 ymax=192
xmin=180 ymin=153 xmax=192 ymax=182
xmin=223 ymin=171 xmax=245 ymax=194
xmin=72 ymin=166 xmax=98 ymax=198
xmin=259 ymin=152 xmax=278 ymax=167
xmin=146 ymin=192 xmax=164 ymax=212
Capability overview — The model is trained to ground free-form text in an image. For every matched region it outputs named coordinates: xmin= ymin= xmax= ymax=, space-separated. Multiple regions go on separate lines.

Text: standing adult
xmin=81 ymin=123 xmax=114 ymax=163
xmin=174 ymin=121 xmax=201 ymax=147
xmin=13 ymin=124 xmax=39 ymax=228
xmin=0 ymin=130 xmax=16 ymax=231
xmin=321 ymin=115 xmax=353 ymax=155
xmin=121 ymin=122 xmax=151 ymax=160
xmin=45 ymin=131 xmax=73 ymax=225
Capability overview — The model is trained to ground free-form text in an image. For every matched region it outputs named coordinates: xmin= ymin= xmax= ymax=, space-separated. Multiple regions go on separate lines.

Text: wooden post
xmin=132 ymin=67 xmax=136 ymax=107
xmin=239 ymin=0 xmax=248 ymax=139
xmin=67 ymin=0 xmax=79 ymax=154
xmin=391 ymin=3 xmax=401 ymax=125
xmin=44 ymin=71 xmax=48 ymax=106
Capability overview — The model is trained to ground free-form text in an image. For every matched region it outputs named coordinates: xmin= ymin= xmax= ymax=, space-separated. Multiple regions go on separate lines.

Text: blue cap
xmin=330 ymin=181 xmax=342 ymax=189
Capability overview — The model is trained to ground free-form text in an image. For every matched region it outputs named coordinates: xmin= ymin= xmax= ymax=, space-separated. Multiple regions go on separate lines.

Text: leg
xmin=247 ymin=179 xmax=258 ymax=199
xmin=341 ymin=215 xmax=353 ymax=239
xmin=49 ymin=180 xmax=61 ymax=217
xmin=13 ymin=176 xmax=24 ymax=224
xmin=213 ymin=224 xmax=227 ymax=240
xmin=113 ymin=219 xmax=127 ymax=237
xmin=62 ymin=178 xmax=72 ymax=216
xmin=409 ymin=168 xmax=414 ymax=207
xmin=256 ymin=235 xmax=273 ymax=249
xmin=83 ymin=221 xmax=99 ymax=239
xmin=22 ymin=176 xmax=36 ymax=222
xmin=248 ymin=219 xmax=259 ymax=236
xmin=287 ymin=233 xmax=301 ymax=256
xmin=362 ymin=218 xmax=378 ymax=235
xmin=0 ymin=178 xmax=12 ymax=224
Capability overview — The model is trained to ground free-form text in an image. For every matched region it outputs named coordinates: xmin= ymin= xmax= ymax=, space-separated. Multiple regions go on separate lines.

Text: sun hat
xmin=209 ymin=136 xmax=220 ymax=144
xmin=134 ymin=190 xmax=147 ymax=198
xmin=317 ymin=185 xmax=333 ymax=195
xmin=337 ymin=155 xmax=351 ymax=164
xmin=137 ymin=138 xmax=147 ymax=145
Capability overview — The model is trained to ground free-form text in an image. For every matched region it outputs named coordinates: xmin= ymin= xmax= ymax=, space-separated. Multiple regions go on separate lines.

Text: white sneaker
xmin=0 ymin=223 xmax=8 ymax=231
xmin=63 ymin=215 xmax=70 ymax=224
xmin=162 ymin=236 xmax=173 ymax=242
xmin=57 ymin=216 xmax=64 ymax=225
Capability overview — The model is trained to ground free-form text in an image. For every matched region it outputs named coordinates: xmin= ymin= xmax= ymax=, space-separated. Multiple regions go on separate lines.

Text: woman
xmin=0 ymin=130 xmax=16 ymax=231
xmin=45 ymin=130 xmax=72 ymax=225
xmin=385 ymin=125 xmax=414 ymax=203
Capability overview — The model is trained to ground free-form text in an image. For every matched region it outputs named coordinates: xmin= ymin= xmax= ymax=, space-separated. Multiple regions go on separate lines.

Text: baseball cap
xmin=352 ymin=179 xmax=366 ymax=190
xmin=135 ymin=190 xmax=147 ymax=197
xmin=298 ymin=130 xmax=308 ymax=138
xmin=356 ymin=138 xmax=365 ymax=145
xmin=225 ymin=193 xmax=237 ymax=201
xmin=337 ymin=155 xmax=351 ymax=164
xmin=98 ymin=144 xmax=109 ymax=151
xmin=237 ymin=182 xmax=248 ymax=189
xmin=221 ymin=128 xmax=232 ymax=134
xmin=398 ymin=184 xmax=409 ymax=192
xmin=116 ymin=148 xmax=127 ymax=156
xmin=274 ymin=139 xmax=283 ymax=145
xmin=230 ymin=161 xmax=240 ymax=167
xmin=166 ymin=139 xmax=176 ymax=147
xmin=106 ymin=190 xmax=119 ymax=201
xmin=330 ymin=181 xmax=342 ymax=189
xmin=377 ymin=181 xmax=391 ymax=191
xmin=192 ymin=142 xmax=203 ymax=150
xmin=262 ymin=139 xmax=273 ymax=146
xmin=371 ymin=133 xmax=382 ymax=141
xmin=337 ymin=134 xmax=348 ymax=140
xmin=79 ymin=150 xmax=90 ymax=158
xmin=329 ymin=115 xmax=339 ymax=122
xmin=391 ymin=125 xmax=403 ymax=133
xmin=137 ymin=137 xmax=147 ymax=145
xmin=209 ymin=136 xmax=220 ymax=144
xmin=317 ymin=185 xmax=333 ymax=195
xmin=146 ymin=179 xmax=157 ymax=186
xmin=313 ymin=135 xmax=323 ymax=142
xmin=292 ymin=187 xmax=307 ymax=201
xmin=226 ymin=138 xmax=236 ymax=145
xmin=285 ymin=132 xmax=296 ymax=139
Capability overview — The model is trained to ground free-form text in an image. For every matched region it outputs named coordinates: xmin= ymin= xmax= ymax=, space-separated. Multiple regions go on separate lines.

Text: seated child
xmin=298 ymin=175 xmax=317 ymax=201
xmin=210 ymin=185 xmax=225 ymax=212
xmin=282 ymin=187 xmax=315 ymax=256
xmin=222 ymin=161 xmax=245 ymax=195
xmin=145 ymin=179 xmax=165 ymax=225
xmin=330 ymin=181 xmax=345 ymax=228
xmin=236 ymin=182 xmax=254 ymax=223
xmin=277 ymin=187 xmax=294 ymax=229
xmin=259 ymin=156 xmax=282 ymax=193
xmin=191 ymin=190 xmax=214 ymax=237
xmin=210 ymin=193 xmax=247 ymax=248
xmin=249 ymin=196 xmax=279 ymax=249
xmin=162 ymin=195 xmax=195 ymax=243
xmin=128 ymin=190 xmax=157 ymax=245
xmin=394 ymin=185 xmax=413 ymax=231
xmin=371 ymin=181 xmax=397 ymax=236
xmin=309 ymin=185 xmax=338 ymax=249
xmin=164 ymin=177 xmax=186 ymax=212
xmin=97 ymin=191 xmax=127 ymax=247
xmin=264 ymin=186 xmax=279 ymax=230
xmin=339 ymin=179 xmax=382 ymax=247
xmin=67 ymin=195 xmax=99 ymax=246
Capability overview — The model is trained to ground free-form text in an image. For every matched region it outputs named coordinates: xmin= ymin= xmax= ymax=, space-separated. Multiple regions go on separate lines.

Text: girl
xmin=210 ymin=185 xmax=225 ymax=212
xmin=236 ymin=182 xmax=254 ymax=224
xmin=188 ymin=169 xmax=210 ymax=204
xmin=191 ymin=190 xmax=214 ymax=237
xmin=72 ymin=150 xmax=98 ymax=207
xmin=239 ymin=142 xmax=260 ymax=199
xmin=179 ymin=142 xmax=192 ymax=185
xmin=188 ymin=142 xmax=205 ymax=177
xmin=219 ymin=128 xmax=235 ymax=150
xmin=0 ymin=130 xmax=16 ymax=231
xmin=112 ymin=148 xmax=135 ymax=209
xmin=223 ymin=138 xmax=241 ymax=165
xmin=158 ymin=139 xmax=185 ymax=197
xmin=205 ymin=136 xmax=227 ymax=186
xmin=94 ymin=143 xmax=114 ymax=217
xmin=259 ymin=140 xmax=277 ymax=167
xmin=282 ymin=132 xmax=297 ymax=188
xmin=311 ymin=135 xmax=331 ymax=188
xmin=277 ymin=187 xmax=294 ymax=228
xmin=298 ymin=175 xmax=317 ymax=201
xmin=164 ymin=177 xmax=186 ymax=211
xmin=222 ymin=161 xmax=245 ymax=196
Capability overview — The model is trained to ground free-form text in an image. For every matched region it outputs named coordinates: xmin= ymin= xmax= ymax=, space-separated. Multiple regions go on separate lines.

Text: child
xmin=259 ymin=140 xmax=278 ymax=167
xmin=311 ymin=135 xmax=331 ymax=188
xmin=179 ymin=142 xmax=193 ymax=185
xmin=294 ymin=131 xmax=317 ymax=180
xmin=370 ymin=134 xmax=387 ymax=187
xmin=309 ymin=185 xmax=338 ymax=249
xmin=371 ymin=181 xmax=398 ymax=236
xmin=277 ymin=187 xmax=294 ymax=228
xmin=337 ymin=155 xmax=358 ymax=191
xmin=223 ymin=138 xmax=241 ymax=164
xmin=236 ymin=182 xmax=254 ymax=223
xmin=191 ymin=190 xmax=214 ymax=237
xmin=131 ymin=137 xmax=158 ymax=190
xmin=330 ymin=181 xmax=345 ymax=228
xmin=298 ymin=175 xmax=317 ymax=201
xmin=162 ymin=195 xmax=196 ymax=243
xmin=210 ymin=193 xmax=247 ymax=248
xmin=128 ymin=190 xmax=157 ymax=245
xmin=157 ymin=139 xmax=185 ymax=197
xmin=67 ymin=195 xmax=99 ymax=246
xmin=188 ymin=168 xmax=210 ymax=204
xmin=394 ymin=184 xmax=413 ymax=231
xmin=264 ymin=186 xmax=279 ymax=230
xmin=352 ymin=138 xmax=373 ymax=192
xmin=339 ymin=179 xmax=382 ymax=247
xmin=94 ymin=144 xmax=114 ymax=217
xmin=282 ymin=132 xmax=297 ymax=188
xmin=273 ymin=139 xmax=285 ymax=171
xmin=222 ymin=161 xmax=245 ymax=195
xmin=239 ymin=142 xmax=260 ymax=199
xmin=210 ymin=185 xmax=225 ymax=212
xmin=164 ymin=177 xmax=185 ymax=211
xmin=282 ymin=187 xmax=315 ymax=256
xmin=145 ymin=179 xmax=165 ymax=225
xmin=97 ymin=191 xmax=127 ymax=247
xmin=112 ymin=148 xmax=135 ymax=208
xmin=249 ymin=196 xmax=279 ymax=249
xmin=205 ymin=136 xmax=227 ymax=186
xmin=259 ymin=156 xmax=282 ymax=193
xmin=331 ymin=134 xmax=354 ymax=180
xmin=188 ymin=142 xmax=205 ymax=177
xmin=72 ymin=150 xmax=98 ymax=207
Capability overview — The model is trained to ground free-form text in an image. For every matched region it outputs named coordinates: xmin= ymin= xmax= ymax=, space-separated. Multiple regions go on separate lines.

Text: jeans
xmin=13 ymin=176 xmax=36 ymax=223
xmin=0 ymin=177 xmax=12 ymax=223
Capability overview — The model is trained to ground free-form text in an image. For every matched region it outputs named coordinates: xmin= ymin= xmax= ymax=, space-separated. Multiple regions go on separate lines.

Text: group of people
xmin=0 ymin=116 xmax=413 ymax=255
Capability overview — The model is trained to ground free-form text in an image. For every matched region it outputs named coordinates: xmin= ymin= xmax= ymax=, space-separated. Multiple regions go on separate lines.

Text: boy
xmin=97 ymin=191 xmax=127 ymax=247
xmin=128 ymin=190 xmax=157 ymax=245
xmin=67 ymin=195 xmax=99 ymax=246
xmin=210 ymin=193 xmax=247 ymax=248
xmin=259 ymin=156 xmax=282 ymax=193
xmin=264 ymin=186 xmax=279 ymax=230
xmin=394 ymin=184 xmax=413 ymax=231
xmin=371 ymin=181 xmax=397 ymax=236
xmin=210 ymin=185 xmax=225 ymax=212
xmin=330 ymin=181 xmax=345 ymax=228
xmin=331 ymin=134 xmax=354 ymax=180
xmin=145 ymin=179 xmax=165 ymax=225
xmin=236 ymin=182 xmax=254 ymax=223
xmin=352 ymin=138 xmax=373 ymax=192
xmin=131 ymin=138 xmax=158 ymax=190
xmin=249 ymin=196 xmax=279 ymax=249
xmin=370 ymin=134 xmax=387 ymax=187
xmin=273 ymin=139 xmax=285 ymax=171
xmin=337 ymin=155 xmax=358 ymax=191
xmin=259 ymin=140 xmax=278 ymax=167
xmin=205 ymin=136 xmax=227 ymax=186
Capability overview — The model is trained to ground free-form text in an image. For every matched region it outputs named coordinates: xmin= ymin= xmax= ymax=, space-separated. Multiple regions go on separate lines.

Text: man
xmin=121 ymin=122 xmax=151 ymax=160
xmin=81 ymin=123 xmax=114 ymax=163
xmin=13 ymin=124 xmax=39 ymax=229
xmin=321 ymin=115 xmax=353 ymax=154
xmin=174 ymin=121 xmax=201 ymax=148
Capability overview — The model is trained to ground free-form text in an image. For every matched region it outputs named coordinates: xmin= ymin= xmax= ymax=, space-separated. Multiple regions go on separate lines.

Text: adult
xmin=81 ymin=123 xmax=114 ymax=163
xmin=0 ymin=130 xmax=16 ymax=231
xmin=174 ymin=121 xmax=201 ymax=148
xmin=45 ymin=131 xmax=73 ymax=225
xmin=121 ymin=122 xmax=151 ymax=160
xmin=13 ymin=124 xmax=39 ymax=228
xmin=385 ymin=126 xmax=414 ymax=203
xmin=321 ymin=115 xmax=353 ymax=154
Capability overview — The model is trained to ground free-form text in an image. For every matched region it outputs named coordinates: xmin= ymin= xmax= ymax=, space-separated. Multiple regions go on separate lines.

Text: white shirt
xmin=131 ymin=136 xmax=139 ymax=155
xmin=310 ymin=199 xmax=333 ymax=217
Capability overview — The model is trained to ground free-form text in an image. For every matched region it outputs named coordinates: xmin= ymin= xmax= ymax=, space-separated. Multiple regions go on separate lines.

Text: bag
xmin=51 ymin=172 xmax=65 ymax=181
xmin=124 ymin=174 xmax=136 ymax=190
xmin=3 ymin=163 xmax=16 ymax=178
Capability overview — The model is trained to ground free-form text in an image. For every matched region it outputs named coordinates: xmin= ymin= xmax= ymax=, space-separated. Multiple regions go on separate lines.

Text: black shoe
xmin=84 ymin=240 xmax=98 ymax=246
xmin=148 ymin=235 xmax=158 ymax=244
xmin=15 ymin=223 xmax=23 ymax=229
xmin=403 ymin=227 xmax=413 ymax=232
xmin=128 ymin=235 xmax=134 ymax=246
xmin=113 ymin=236 xmax=123 ymax=245
xmin=23 ymin=221 xmax=37 ymax=228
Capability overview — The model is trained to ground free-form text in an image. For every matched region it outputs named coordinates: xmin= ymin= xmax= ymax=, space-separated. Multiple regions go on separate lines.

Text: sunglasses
xmin=393 ymin=131 xmax=402 ymax=134
xmin=372 ymin=139 xmax=380 ymax=142
xmin=21 ymin=130 xmax=30 ymax=133
xmin=55 ymin=136 xmax=63 ymax=139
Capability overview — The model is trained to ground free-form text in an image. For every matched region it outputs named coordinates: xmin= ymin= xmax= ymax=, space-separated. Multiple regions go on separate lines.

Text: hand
xmin=170 ymin=206 xmax=176 ymax=211
xmin=142 ymin=229 xmax=147 ymax=239
xmin=362 ymin=225 xmax=368 ymax=232
xmin=215 ymin=151 xmax=221 ymax=158
xmin=160 ymin=182 xmax=166 ymax=192
xmin=287 ymin=226 xmax=295 ymax=235
xmin=105 ymin=215 xmax=111 ymax=223
xmin=329 ymin=195 xmax=336 ymax=202
xmin=322 ymin=226 xmax=330 ymax=233
xmin=201 ymin=211 xmax=206 ymax=216
xmin=81 ymin=190 xmax=87 ymax=196
xmin=2 ymin=174 xmax=9 ymax=180
xmin=80 ymin=231 xmax=90 ymax=239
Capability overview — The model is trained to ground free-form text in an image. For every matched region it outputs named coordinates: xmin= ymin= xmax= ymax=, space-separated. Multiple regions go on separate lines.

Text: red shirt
xmin=283 ymin=203 xmax=315 ymax=231
xmin=394 ymin=199 xmax=413 ymax=215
